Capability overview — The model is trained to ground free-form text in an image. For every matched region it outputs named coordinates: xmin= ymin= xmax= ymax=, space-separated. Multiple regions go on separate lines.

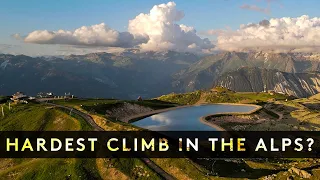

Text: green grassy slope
xmin=0 ymin=102 xmax=161 ymax=180
xmin=157 ymin=87 xmax=289 ymax=105
xmin=53 ymin=99 xmax=175 ymax=110
xmin=0 ymin=103 xmax=102 ymax=180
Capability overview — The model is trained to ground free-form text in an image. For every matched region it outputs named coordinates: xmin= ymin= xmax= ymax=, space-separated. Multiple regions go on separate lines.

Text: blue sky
xmin=0 ymin=0 xmax=319 ymax=55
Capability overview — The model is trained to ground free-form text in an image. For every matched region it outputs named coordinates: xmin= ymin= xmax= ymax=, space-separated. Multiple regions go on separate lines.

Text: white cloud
xmin=19 ymin=2 xmax=213 ymax=53
xmin=128 ymin=2 xmax=213 ymax=53
xmin=23 ymin=23 xmax=148 ymax=48
xmin=201 ymin=28 xmax=234 ymax=36
xmin=215 ymin=15 xmax=320 ymax=52
xmin=150 ymin=114 xmax=172 ymax=125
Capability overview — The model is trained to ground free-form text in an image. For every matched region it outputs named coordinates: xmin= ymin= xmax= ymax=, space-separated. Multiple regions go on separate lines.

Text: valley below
xmin=1 ymin=88 xmax=320 ymax=179
xmin=1 ymin=51 xmax=320 ymax=99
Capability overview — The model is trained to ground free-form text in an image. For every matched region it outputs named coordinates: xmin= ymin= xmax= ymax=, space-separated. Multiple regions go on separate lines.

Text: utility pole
xmin=8 ymin=102 xmax=11 ymax=110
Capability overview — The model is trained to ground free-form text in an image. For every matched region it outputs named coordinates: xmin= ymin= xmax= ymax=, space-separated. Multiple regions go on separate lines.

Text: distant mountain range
xmin=0 ymin=51 xmax=319 ymax=98
xmin=0 ymin=51 xmax=200 ymax=99
xmin=172 ymin=52 xmax=320 ymax=93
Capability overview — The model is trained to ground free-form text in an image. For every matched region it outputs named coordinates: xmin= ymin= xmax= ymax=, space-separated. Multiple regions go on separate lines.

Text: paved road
xmin=45 ymin=102 xmax=175 ymax=180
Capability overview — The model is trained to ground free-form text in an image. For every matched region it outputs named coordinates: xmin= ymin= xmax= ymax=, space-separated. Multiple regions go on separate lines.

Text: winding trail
xmin=264 ymin=107 xmax=283 ymax=120
xmin=45 ymin=102 xmax=175 ymax=180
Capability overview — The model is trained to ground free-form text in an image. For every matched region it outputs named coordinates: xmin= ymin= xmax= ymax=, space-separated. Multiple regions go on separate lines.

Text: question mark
xmin=307 ymin=138 xmax=314 ymax=151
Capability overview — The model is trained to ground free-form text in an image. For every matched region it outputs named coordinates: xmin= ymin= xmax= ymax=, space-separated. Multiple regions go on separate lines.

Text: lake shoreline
xmin=128 ymin=103 xmax=262 ymax=131
xmin=199 ymin=104 xmax=262 ymax=131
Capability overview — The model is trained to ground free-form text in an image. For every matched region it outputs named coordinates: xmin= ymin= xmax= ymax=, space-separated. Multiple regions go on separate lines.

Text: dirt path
xmin=263 ymin=105 xmax=283 ymax=120
xmin=195 ymin=92 xmax=209 ymax=105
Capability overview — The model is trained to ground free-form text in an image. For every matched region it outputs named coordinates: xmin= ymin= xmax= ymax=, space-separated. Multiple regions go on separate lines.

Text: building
xmin=11 ymin=92 xmax=29 ymax=103
xmin=46 ymin=92 xmax=54 ymax=97
xmin=37 ymin=92 xmax=54 ymax=98
xmin=64 ymin=92 xmax=75 ymax=99
xmin=11 ymin=92 xmax=27 ymax=100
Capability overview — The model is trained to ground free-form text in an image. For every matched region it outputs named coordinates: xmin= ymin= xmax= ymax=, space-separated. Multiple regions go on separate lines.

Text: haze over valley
xmin=1 ymin=50 xmax=320 ymax=98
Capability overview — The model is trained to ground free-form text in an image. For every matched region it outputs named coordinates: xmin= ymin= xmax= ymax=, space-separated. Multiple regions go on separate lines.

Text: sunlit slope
xmin=157 ymin=87 xmax=289 ymax=105
xmin=0 ymin=103 xmax=102 ymax=180
xmin=310 ymin=93 xmax=320 ymax=100
xmin=0 ymin=104 xmax=85 ymax=131
xmin=0 ymin=103 xmax=160 ymax=180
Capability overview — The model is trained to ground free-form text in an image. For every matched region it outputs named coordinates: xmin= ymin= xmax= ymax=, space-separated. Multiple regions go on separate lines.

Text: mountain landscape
xmin=173 ymin=52 xmax=320 ymax=93
xmin=213 ymin=67 xmax=320 ymax=97
xmin=0 ymin=51 xmax=200 ymax=99
xmin=1 ymin=51 xmax=320 ymax=98
xmin=2 ymin=1 xmax=320 ymax=179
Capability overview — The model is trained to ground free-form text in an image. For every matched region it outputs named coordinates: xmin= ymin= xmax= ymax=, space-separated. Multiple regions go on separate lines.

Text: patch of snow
xmin=0 ymin=60 xmax=9 ymax=70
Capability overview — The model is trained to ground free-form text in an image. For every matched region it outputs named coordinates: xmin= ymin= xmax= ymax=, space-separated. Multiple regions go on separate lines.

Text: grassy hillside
xmin=1 ymin=95 xmax=319 ymax=179
xmin=310 ymin=93 xmax=320 ymax=100
xmin=53 ymin=99 xmax=175 ymax=111
xmin=157 ymin=87 xmax=289 ymax=105
xmin=55 ymin=99 xmax=213 ymax=179
xmin=0 ymin=103 xmax=101 ymax=179
xmin=0 ymin=103 xmax=160 ymax=180
xmin=0 ymin=103 xmax=91 ymax=131
xmin=157 ymin=91 xmax=202 ymax=105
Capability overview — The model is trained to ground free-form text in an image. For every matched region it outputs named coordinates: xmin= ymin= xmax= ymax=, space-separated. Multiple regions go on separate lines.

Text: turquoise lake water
xmin=132 ymin=104 xmax=256 ymax=131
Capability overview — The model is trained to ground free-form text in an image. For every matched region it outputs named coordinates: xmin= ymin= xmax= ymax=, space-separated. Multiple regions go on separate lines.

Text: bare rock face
xmin=288 ymin=167 xmax=312 ymax=179
xmin=105 ymin=102 xmax=153 ymax=121
xmin=213 ymin=67 xmax=320 ymax=98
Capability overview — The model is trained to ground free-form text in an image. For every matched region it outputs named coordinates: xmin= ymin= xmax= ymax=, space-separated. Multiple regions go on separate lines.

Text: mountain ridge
xmin=0 ymin=51 xmax=200 ymax=98
xmin=213 ymin=67 xmax=320 ymax=97
xmin=172 ymin=51 xmax=320 ymax=93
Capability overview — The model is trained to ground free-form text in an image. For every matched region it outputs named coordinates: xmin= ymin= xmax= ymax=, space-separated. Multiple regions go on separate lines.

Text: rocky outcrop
xmin=105 ymin=102 xmax=154 ymax=121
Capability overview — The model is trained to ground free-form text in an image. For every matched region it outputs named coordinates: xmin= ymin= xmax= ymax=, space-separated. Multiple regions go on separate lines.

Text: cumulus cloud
xmin=215 ymin=15 xmax=320 ymax=52
xmin=23 ymin=23 xmax=148 ymax=48
xmin=18 ymin=2 xmax=213 ymax=53
xmin=201 ymin=27 xmax=235 ymax=37
xmin=128 ymin=2 xmax=213 ymax=53
xmin=240 ymin=4 xmax=270 ymax=14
